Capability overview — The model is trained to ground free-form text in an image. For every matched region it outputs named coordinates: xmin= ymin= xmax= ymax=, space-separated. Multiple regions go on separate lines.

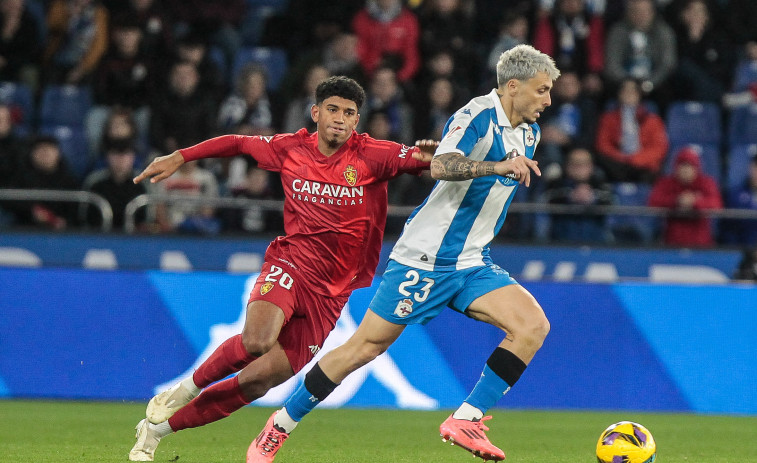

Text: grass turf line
xmin=0 ymin=399 xmax=756 ymax=462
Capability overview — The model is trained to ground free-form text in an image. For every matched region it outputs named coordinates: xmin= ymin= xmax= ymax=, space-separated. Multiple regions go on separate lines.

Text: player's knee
xmin=241 ymin=332 xmax=277 ymax=357
xmin=525 ymin=313 xmax=550 ymax=350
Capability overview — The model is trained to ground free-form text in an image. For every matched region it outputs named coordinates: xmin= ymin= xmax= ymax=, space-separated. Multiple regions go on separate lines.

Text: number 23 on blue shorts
xmin=368 ymin=259 xmax=517 ymax=325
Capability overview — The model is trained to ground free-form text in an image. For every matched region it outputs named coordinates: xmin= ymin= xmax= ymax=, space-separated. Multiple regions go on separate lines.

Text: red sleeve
xmin=693 ymin=177 xmax=723 ymax=210
xmin=179 ymin=134 xmax=287 ymax=172
xmin=648 ymin=178 xmax=679 ymax=208
xmin=352 ymin=12 xmax=378 ymax=77
xmin=531 ymin=18 xmax=555 ymax=56
xmin=595 ymin=112 xmax=624 ymax=161
xmin=630 ymin=115 xmax=669 ymax=172
xmin=587 ymin=15 xmax=605 ymax=73
xmin=396 ymin=11 xmax=421 ymax=82
xmin=363 ymin=136 xmax=429 ymax=179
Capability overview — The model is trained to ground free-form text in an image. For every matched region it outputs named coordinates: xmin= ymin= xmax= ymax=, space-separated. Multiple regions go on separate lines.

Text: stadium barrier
xmin=0 ymin=188 xmax=113 ymax=232
xmin=2 ymin=188 xmax=756 ymax=237
xmin=0 ymin=267 xmax=755 ymax=415
xmin=0 ymin=232 xmax=744 ymax=281
xmin=121 ymin=193 xmax=757 ymax=234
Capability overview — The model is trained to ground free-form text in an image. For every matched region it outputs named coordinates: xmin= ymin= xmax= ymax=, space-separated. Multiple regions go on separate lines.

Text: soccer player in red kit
xmin=128 ymin=76 xmax=436 ymax=461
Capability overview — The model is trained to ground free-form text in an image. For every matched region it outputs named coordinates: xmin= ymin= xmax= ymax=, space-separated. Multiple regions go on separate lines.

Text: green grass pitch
xmin=1 ymin=399 xmax=756 ymax=462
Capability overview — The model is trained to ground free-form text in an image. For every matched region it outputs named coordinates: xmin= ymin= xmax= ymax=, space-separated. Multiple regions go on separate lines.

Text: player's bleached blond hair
xmin=496 ymin=44 xmax=560 ymax=86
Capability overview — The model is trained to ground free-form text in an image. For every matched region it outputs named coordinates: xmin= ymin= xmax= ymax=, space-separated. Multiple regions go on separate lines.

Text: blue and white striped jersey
xmin=390 ymin=89 xmax=540 ymax=271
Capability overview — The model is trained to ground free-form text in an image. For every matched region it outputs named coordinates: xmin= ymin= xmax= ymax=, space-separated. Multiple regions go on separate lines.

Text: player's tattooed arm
xmin=432 ymin=151 xmax=541 ymax=186
xmin=431 ymin=152 xmax=498 ymax=180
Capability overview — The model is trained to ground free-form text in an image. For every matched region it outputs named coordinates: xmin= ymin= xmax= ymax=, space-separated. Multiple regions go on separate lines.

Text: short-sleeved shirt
xmin=181 ymin=129 xmax=427 ymax=296
xmin=390 ymin=89 xmax=541 ymax=271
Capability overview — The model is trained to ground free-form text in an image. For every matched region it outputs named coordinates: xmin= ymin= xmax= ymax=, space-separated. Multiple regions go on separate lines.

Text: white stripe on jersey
xmin=390 ymin=90 xmax=539 ymax=271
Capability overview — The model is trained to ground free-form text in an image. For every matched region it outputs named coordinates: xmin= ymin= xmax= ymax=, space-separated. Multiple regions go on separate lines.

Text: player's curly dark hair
xmin=315 ymin=76 xmax=366 ymax=109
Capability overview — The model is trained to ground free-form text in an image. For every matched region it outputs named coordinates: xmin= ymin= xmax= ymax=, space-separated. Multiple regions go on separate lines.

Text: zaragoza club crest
xmin=260 ymin=281 xmax=274 ymax=295
xmin=343 ymin=164 xmax=357 ymax=186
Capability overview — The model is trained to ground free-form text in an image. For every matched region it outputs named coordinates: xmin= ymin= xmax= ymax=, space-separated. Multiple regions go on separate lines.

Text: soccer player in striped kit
xmin=252 ymin=44 xmax=560 ymax=462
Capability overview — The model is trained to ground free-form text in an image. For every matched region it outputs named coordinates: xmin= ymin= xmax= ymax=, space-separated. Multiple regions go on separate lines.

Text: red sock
xmin=168 ymin=375 xmax=250 ymax=431
xmin=192 ymin=334 xmax=257 ymax=388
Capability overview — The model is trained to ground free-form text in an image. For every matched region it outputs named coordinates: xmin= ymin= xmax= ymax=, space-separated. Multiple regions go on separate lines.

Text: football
xmin=596 ymin=421 xmax=656 ymax=463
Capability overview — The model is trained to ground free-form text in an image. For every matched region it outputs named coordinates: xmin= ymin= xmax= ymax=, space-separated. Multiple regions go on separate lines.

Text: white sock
xmin=273 ymin=408 xmax=299 ymax=434
xmin=452 ymin=402 xmax=484 ymax=421
xmin=181 ymin=376 xmax=201 ymax=396
xmin=152 ymin=420 xmax=173 ymax=438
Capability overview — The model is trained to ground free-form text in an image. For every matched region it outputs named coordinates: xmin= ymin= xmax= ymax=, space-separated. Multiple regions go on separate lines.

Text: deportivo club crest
xmin=260 ymin=281 xmax=274 ymax=295
xmin=394 ymin=298 xmax=414 ymax=318
xmin=525 ymin=127 xmax=535 ymax=146
xmin=343 ymin=165 xmax=357 ymax=186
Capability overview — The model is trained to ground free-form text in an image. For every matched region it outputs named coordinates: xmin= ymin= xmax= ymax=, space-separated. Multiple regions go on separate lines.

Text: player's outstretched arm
xmin=412 ymin=139 xmax=439 ymax=163
xmin=430 ymin=152 xmax=541 ymax=186
xmin=133 ymin=151 xmax=185 ymax=184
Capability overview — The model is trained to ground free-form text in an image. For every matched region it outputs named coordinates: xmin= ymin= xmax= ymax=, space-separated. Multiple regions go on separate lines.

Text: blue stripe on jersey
xmin=457 ymin=109 xmax=497 ymax=155
xmin=434 ymin=176 xmax=498 ymax=270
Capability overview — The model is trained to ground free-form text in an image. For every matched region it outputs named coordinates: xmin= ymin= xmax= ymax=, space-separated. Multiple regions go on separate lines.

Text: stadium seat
xmin=40 ymin=125 xmax=91 ymax=180
xmin=664 ymin=143 xmax=722 ymax=184
xmin=731 ymin=60 xmax=757 ymax=92
xmin=726 ymin=144 xmax=757 ymax=191
xmin=0 ymin=81 xmax=34 ymax=135
xmin=608 ymin=182 xmax=658 ymax=244
xmin=231 ymin=46 xmax=288 ymax=91
xmin=727 ymin=104 xmax=757 ymax=147
xmin=666 ymin=101 xmax=722 ymax=147
xmin=39 ymin=85 xmax=93 ymax=129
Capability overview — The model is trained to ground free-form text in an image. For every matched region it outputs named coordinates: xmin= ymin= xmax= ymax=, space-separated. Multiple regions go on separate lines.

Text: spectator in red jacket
xmin=595 ymin=78 xmax=669 ymax=183
xmin=351 ymin=0 xmax=421 ymax=83
xmin=648 ymin=146 xmax=722 ymax=247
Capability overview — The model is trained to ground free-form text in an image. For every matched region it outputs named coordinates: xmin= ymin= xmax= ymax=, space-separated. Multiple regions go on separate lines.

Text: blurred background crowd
xmin=0 ymin=0 xmax=756 ymax=251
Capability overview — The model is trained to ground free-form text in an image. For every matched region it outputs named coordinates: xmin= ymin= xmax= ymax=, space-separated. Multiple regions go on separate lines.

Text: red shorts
xmin=248 ymin=260 xmax=349 ymax=373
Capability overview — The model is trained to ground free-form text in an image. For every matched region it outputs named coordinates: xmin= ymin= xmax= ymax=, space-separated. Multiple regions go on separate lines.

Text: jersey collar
xmin=488 ymin=89 xmax=511 ymax=129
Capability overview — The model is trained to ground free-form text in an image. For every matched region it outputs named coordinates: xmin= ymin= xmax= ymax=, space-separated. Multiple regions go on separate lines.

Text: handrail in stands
xmin=0 ymin=188 xmax=113 ymax=232
xmin=123 ymin=194 xmax=757 ymax=234
xmin=123 ymin=194 xmax=285 ymax=234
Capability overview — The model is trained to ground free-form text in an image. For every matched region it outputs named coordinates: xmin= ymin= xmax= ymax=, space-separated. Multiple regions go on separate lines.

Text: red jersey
xmin=180 ymin=129 xmax=428 ymax=297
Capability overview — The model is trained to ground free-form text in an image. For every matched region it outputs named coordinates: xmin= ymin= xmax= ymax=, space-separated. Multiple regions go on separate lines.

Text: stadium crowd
xmin=0 ymin=0 xmax=756 ymax=250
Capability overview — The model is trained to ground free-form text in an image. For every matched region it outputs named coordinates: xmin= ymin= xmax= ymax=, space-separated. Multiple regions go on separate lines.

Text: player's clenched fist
xmin=133 ymin=150 xmax=185 ymax=184
xmin=500 ymin=156 xmax=540 ymax=187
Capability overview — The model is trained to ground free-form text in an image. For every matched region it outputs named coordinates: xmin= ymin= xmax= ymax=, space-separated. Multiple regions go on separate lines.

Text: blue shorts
xmin=369 ymin=259 xmax=518 ymax=325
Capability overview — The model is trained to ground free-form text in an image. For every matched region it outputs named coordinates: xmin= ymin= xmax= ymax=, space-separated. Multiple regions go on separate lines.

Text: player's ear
xmin=503 ymin=79 xmax=520 ymax=96
xmin=311 ymin=104 xmax=319 ymax=123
